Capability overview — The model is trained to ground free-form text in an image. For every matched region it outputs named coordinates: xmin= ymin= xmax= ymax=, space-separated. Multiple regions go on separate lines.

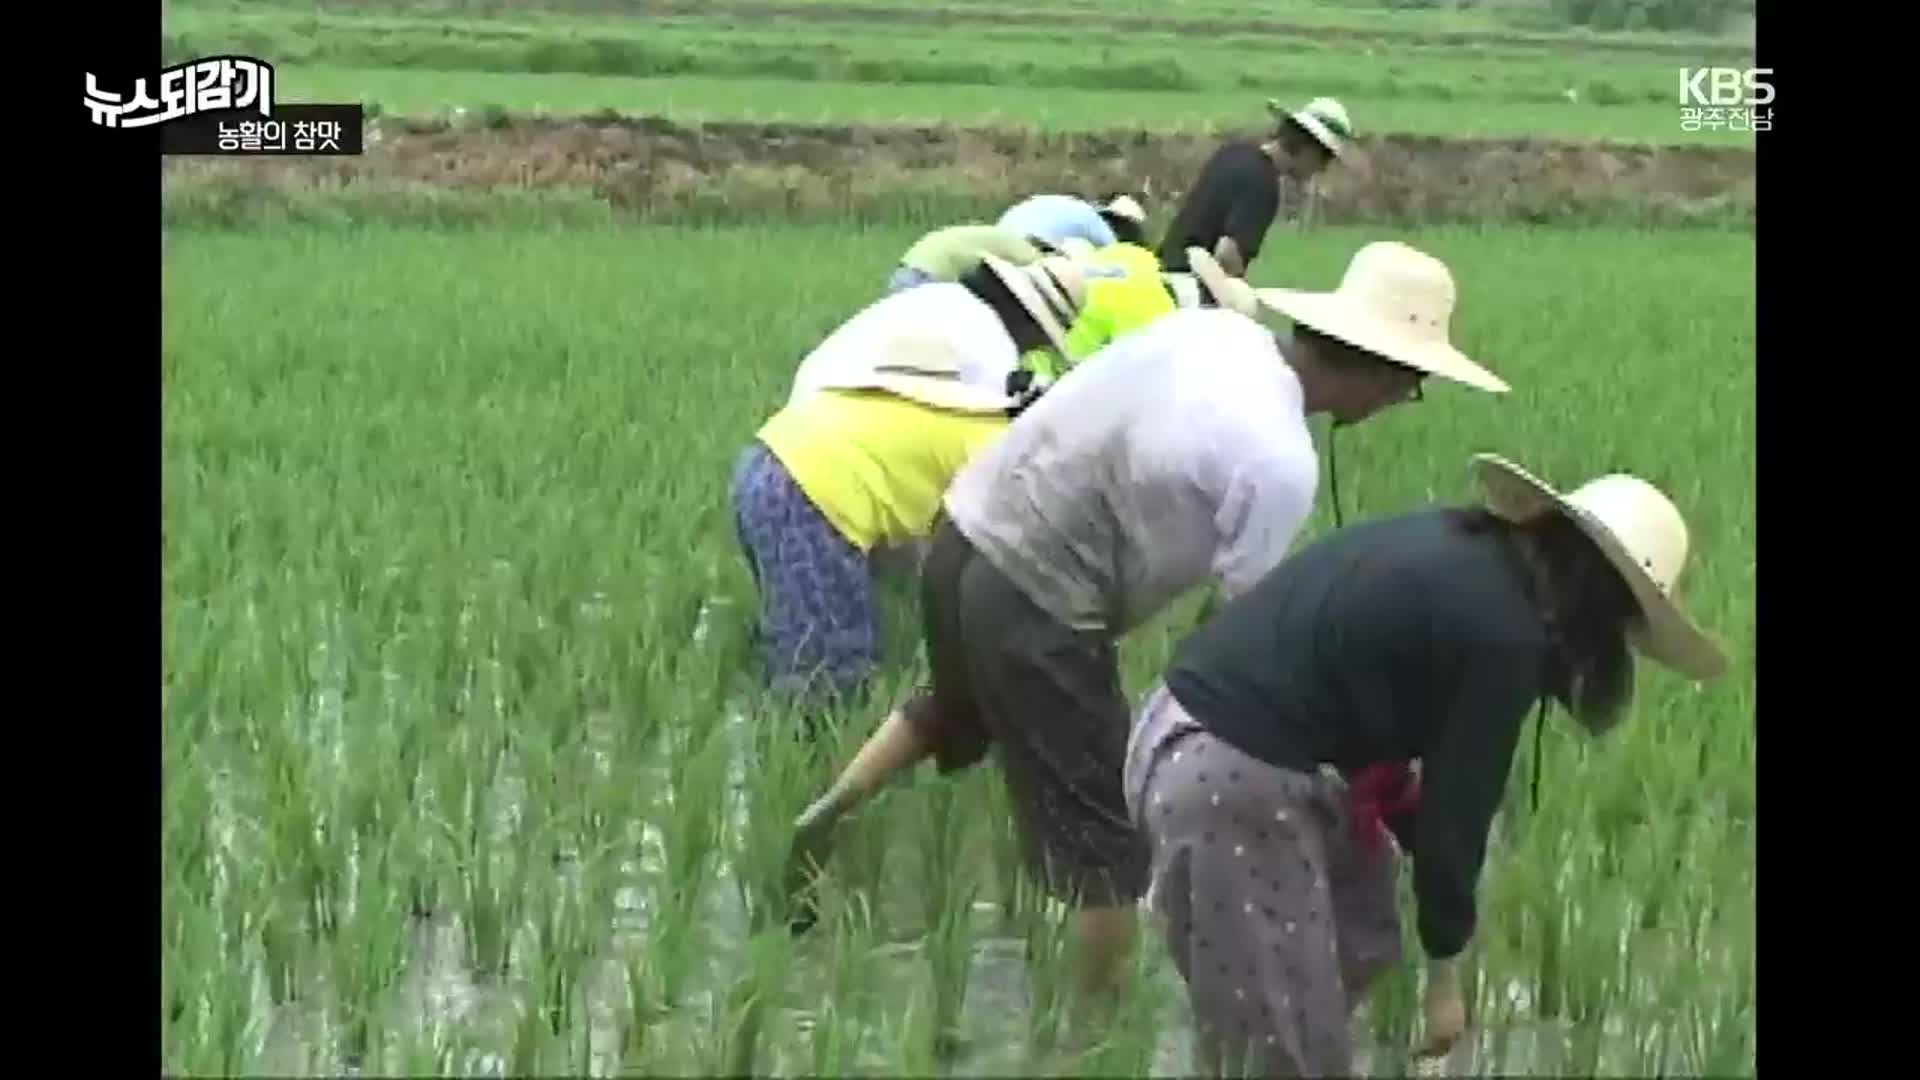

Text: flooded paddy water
xmin=163 ymin=222 xmax=1755 ymax=1076
xmin=181 ymin=587 xmax=1750 ymax=1078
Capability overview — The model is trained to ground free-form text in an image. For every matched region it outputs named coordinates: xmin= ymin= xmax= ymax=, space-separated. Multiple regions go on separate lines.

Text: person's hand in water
xmin=1416 ymin=957 xmax=1467 ymax=1059
xmin=782 ymin=798 xmax=839 ymax=935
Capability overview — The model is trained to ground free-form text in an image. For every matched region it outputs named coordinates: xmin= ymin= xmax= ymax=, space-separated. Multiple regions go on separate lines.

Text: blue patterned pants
xmin=730 ymin=441 xmax=879 ymax=707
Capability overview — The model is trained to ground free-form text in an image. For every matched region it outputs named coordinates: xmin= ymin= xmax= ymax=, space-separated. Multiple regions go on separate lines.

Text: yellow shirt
xmin=1024 ymin=243 xmax=1173 ymax=381
xmin=1061 ymin=242 xmax=1175 ymax=365
xmin=756 ymin=389 xmax=1009 ymax=552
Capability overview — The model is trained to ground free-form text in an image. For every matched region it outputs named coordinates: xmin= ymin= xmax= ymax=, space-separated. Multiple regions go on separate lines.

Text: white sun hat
xmin=1470 ymin=454 xmax=1729 ymax=680
xmin=1099 ymin=193 xmax=1146 ymax=224
xmin=982 ymin=253 xmax=1088 ymax=360
xmin=830 ymin=330 xmax=1023 ymax=414
xmin=1266 ymin=96 xmax=1355 ymax=159
xmin=1252 ymin=240 xmax=1508 ymax=394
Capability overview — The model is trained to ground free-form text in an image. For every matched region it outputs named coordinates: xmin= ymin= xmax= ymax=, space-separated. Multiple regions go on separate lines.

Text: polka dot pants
xmin=1124 ymin=685 xmax=1403 ymax=1078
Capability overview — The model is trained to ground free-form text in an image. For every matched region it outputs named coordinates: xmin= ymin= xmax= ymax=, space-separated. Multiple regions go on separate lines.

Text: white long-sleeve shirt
xmin=943 ymin=308 xmax=1319 ymax=635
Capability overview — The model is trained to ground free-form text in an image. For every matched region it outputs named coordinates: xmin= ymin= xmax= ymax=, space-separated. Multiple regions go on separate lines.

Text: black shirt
xmin=1165 ymin=508 xmax=1555 ymax=961
xmin=1157 ymin=141 xmax=1281 ymax=272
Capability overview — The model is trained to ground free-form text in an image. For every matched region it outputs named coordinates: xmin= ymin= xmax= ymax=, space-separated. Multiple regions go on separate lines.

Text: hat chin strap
xmin=1325 ymin=418 xmax=1346 ymax=529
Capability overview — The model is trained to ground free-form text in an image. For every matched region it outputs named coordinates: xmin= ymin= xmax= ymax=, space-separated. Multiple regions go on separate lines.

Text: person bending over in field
xmin=999 ymin=192 xmax=1150 ymax=252
xmin=1036 ymin=245 xmax=1246 ymax=383
xmin=794 ymin=248 xmax=1088 ymax=405
xmin=731 ymin=254 xmax=1088 ymax=714
xmin=1158 ymin=97 xmax=1353 ymax=279
xmin=782 ymin=242 xmax=1510 ymax=1031
xmin=885 ymin=222 xmax=1066 ymax=296
xmin=1123 ymin=454 xmax=1729 ymax=1076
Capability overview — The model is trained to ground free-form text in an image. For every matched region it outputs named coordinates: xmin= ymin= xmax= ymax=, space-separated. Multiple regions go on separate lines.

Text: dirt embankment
xmin=164 ymin=115 xmax=1757 ymax=227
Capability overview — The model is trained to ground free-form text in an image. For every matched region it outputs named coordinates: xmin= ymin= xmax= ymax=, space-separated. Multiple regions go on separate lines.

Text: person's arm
xmin=1408 ymin=644 xmax=1533 ymax=958
xmin=1218 ymin=172 xmax=1281 ymax=276
xmin=1211 ymin=236 xmax=1247 ymax=278
xmin=1402 ymin=625 xmax=1538 ymax=1054
xmin=987 ymin=228 xmax=1044 ymax=266
xmin=1206 ymin=438 xmax=1317 ymax=604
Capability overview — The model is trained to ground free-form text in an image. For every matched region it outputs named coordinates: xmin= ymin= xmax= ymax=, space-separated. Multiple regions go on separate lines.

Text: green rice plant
xmin=329 ymin=834 xmax=412 ymax=1068
xmin=806 ymin=907 xmax=876 ymax=1074
xmin=981 ymin=773 xmax=1030 ymax=931
xmin=645 ymin=872 xmax=709 ymax=1013
xmin=164 ymin=220 xmax=1756 ymax=1075
xmin=705 ymin=925 xmax=796 ymax=1075
xmin=731 ymin=704 xmax=832 ymax=931
xmin=923 ymin=872 xmax=977 ymax=1059
xmin=1016 ymin=891 xmax=1074 ymax=1062
xmin=509 ymin=983 xmax=555 ymax=1075
xmin=257 ymin=881 xmax=307 ymax=1010
xmin=459 ymin=752 xmax=530 ymax=978
xmin=528 ymin=863 xmax=591 ymax=1041
xmin=656 ymin=712 xmax=731 ymax=926
xmin=619 ymin=935 xmax=676 ymax=1067
xmin=1073 ymin=942 xmax=1166 ymax=1076
xmin=1363 ymin=948 xmax=1420 ymax=1076
xmin=163 ymin=885 xmax=227 ymax=1073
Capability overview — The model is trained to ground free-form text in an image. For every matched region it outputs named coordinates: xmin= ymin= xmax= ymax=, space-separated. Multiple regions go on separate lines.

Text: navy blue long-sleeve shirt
xmin=1165 ymin=508 xmax=1555 ymax=960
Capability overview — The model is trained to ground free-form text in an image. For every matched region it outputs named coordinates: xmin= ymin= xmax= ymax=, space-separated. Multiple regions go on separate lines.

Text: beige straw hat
xmin=982 ymin=253 xmax=1088 ymax=359
xmin=1253 ymin=241 xmax=1508 ymax=394
xmin=1265 ymin=96 xmax=1355 ymax=159
xmin=1470 ymin=453 xmax=1729 ymax=680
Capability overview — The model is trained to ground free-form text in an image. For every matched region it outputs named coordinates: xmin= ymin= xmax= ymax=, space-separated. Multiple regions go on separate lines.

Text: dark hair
xmin=1276 ymin=117 xmax=1331 ymax=160
xmin=1099 ymin=211 xmax=1146 ymax=246
xmin=1296 ymin=323 xmax=1417 ymax=381
xmin=959 ymin=262 xmax=1050 ymax=354
xmin=1452 ymin=506 xmax=1640 ymax=735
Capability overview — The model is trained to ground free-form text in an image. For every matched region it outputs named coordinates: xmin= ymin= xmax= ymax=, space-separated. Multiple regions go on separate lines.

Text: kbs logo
xmin=1679 ymin=68 xmax=1774 ymax=107
xmin=1677 ymin=67 xmax=1773 ymax=134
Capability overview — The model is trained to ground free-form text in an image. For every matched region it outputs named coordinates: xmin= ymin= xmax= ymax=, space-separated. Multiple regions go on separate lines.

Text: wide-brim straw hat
xmin=982 ymin=252 xmax=1088 ymax=359
xmin=838 ymin=331 xmax=1023 ymax=415
xmin=1470 ymin=453 xmax=1729 ymax=680
xmin=1253 ymin=241 xmax=1508 ymax=394
xmin=1265 ymin=96 xmax=1355 ymax=159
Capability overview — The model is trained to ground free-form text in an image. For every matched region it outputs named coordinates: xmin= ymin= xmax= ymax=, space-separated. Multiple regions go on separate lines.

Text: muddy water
xmin=212 ymin=595 xmax=1734 ymax=1076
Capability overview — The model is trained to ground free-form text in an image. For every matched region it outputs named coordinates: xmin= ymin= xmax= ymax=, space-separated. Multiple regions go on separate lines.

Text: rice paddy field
xmin=161 ymin=0 xmax=1756 ymax=1075
xmin=163 ymin=221 xmax=1755 ymax=1075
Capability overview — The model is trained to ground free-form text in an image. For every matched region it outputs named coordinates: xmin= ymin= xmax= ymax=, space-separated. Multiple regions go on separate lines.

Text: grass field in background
xmin=281 ymin=66 xmax=1752 ymax=146
xmin=280 ymin=65 xmax=1758 ymax=145
xmin=167 ymin=0 xmax=1751 ymax=144
xmin=162 ymin=221 xmax=1756 ymax=1076
xmin=202 ymin=0 xmax=1747 ymax=49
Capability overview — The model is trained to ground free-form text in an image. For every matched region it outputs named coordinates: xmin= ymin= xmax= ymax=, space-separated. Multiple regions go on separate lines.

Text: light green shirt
xmin=901 ymin=225 xmax=1044 ymax=280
